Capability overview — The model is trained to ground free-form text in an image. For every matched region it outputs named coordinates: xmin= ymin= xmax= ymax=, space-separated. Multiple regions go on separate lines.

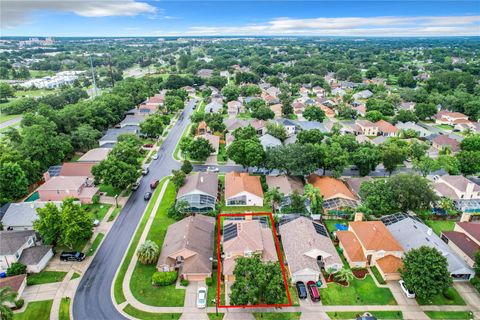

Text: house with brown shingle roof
xmin=432 ymin=175 xmax=480 ymax=201
xmin=279 ymin=216 xmax=342 ymax=283
xmin=0 ymin=274 xmax=26 ymax=302
xmin=58 ymin=162 xmax=95 ymax=178
xmin=225 ymin=172 xmax=263 ymax=207
xmin=336 ymin=221 xmax=404 ymax=281
xmin=266 ymin=175 xmax=304 ymax=211
xmin=431 ymin=135 xmax=460 ymax=154
xmin=441 ymin=222 xmax=480 ymax=268
xmin=307 ymin=175 xmax=358 ymax=212
xmin=355 ymin=120 xmax=379 ymax=136
xmin=156 ymin=214 xmax=215 ymax=281
xmin=270 ymin=104 xmax=283 ymax=119
xmin=375 ymin=120 xmax=398 ymax=137
xmin=222 ymin=219 xmax=277 ymax=282
xmin=435 ymin=111 xmax=469 ymax=125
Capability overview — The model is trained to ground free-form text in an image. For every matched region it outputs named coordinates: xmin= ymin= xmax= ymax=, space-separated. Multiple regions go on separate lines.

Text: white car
xmin=196 ymin=287 xmax=207 ymax=308
xmin=399 ymin=280 xmax=415 ymax=299
xmin=152 ymin=153 xmax=159 ymax=160
xmin=206 ymin=166 xmax=219 ymax=172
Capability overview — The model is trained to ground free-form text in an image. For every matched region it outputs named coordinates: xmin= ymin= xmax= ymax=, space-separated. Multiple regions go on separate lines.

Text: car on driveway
xmin=399 ymin=280 xmax=415 ymax=298
xmin=196 ymin=287 xmax=207 ymax=308
xmin=295 ymin=281 xmax=308 ymax=299
xmin=150 ymin=179 xmax=159 ymax=189
xmin=60 ymin=251 xmax=85 ymax=262
xmin=306 ymin=280 xmax=320 ymax=302
xmin=144 ymin=192 xmax=152 ymax=200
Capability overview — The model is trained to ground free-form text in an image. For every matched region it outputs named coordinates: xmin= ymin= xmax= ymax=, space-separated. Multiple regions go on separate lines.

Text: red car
xmin=143 ymin=144 xmax=154 ymax=148
xmin=150 ymin=179 xmax=159 ymax=189
xmin=307 ymin=281 xmax=320 ymax=302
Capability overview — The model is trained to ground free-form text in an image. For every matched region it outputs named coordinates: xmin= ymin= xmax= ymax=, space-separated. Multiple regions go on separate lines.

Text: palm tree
xmin=264 ymin=187 xmax=284 ymax=213
xmin=303 ymin=183 xmax=323 ymax=215
xmin=335 ymin=267 xmax=354 ymax=283
xmin=137 ymin=240 xmax=160 ymax=265
xmin=0 ymin=286 xmax=17 ymax=320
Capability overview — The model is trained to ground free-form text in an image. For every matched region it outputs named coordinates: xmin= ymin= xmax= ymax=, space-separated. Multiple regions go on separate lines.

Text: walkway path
xmin=0 ymin=115 xmax=22 ymax=130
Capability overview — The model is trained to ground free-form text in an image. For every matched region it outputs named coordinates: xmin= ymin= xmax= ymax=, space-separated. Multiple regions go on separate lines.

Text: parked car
xmin=60 ymin=251 xmax=85 ymax=262
xmin=93 ymin=219 xmax=100 ymax=227
xmin=206 ymin=166 xmax=219 ymax=172
xmin=152 ymin=153 xmax=159 ymax=160
xmin=144 ymin=192 xmax=152 ymax=200
xmin=150 ymin=179 xmax=159 ymax=189
xmin=141 ymin=167 xmax=149 ymax=175
xmin=295 ymin=281 xmax=308 ymax=300
xmin=143 ymin=144 xmax=154 ymax=148
xmin=132 ymin=181 xmax=140 ymax=191
xmin=399 ymin=280 xmax=415 ymax=299
xmin=306 ymin=280 xmax=320 ymax=302
xmin=196 ymin=287 xmax=207 ymax=308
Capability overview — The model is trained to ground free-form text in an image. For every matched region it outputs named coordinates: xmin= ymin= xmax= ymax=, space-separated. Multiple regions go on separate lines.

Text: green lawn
xmin=417 ymin=287 xmax=466 ymax=305
xmin=29 ymin=70 xmax=55 ymax=78
xmin=99 ymin=184 xmax=122 ymax=197
xmin=86 ymin=233 xmax=105 ymax=256
xmin=122 ymin=304 xmax=181 ymax=320
xmin=288 ymin=284 xmax=300 ymax=306
xmin=327 ymin=311 xmax=403 ymax=319
xmin=208 ymin=314 xmax=224 ymax=320
xmin=108 ymin=207 xmax=122 ymax=221
xmin=208 ymin=277 xmax=218 ymax=307
xmin=129 ymin=181 xmax=185 ymax=306
xmin=27 ymin=271 xmax=68 ymax=286
xmin=71 ymin=272 xmax=81 ymax=280
xmin=114 ymin=177 xmax=168 ymax=304
xmin=173 ymin=123 xmax=191 ymax=161
xmin=370 ymin=266 xmax=386 ymax=285
xmin=83 ymin=203 xmax=111 ymax=221
xmin=14 ymin=88 xmax=54 ymax=98
xmin=69 ymin=154 xmax=82 ymax=162
xmin=320 ymin=275 xmax=396 ymax=305
xmin=217 ymin=142 xmax=227 ymax=163
xmin=59 ymin=297 xmax=71 ymax=320
xmin=424 ymin=311 xmax=474 ymax=319
xmin=424 ymin=220 xmax=456 ymax=236
xmin=220 ymin=205 xmax=271 ymax=213
xmin=323 ymin=219 xmax=349 ymax=234
xmin=0 ymin=114 xmax=20 ymax=124
xmin=13 ymin=300 xmax=53 ymax=320
xmin=253 ymin=313 xmax=301 ymax=320
xmin=435 ymin=124 xmax=454 ymax=131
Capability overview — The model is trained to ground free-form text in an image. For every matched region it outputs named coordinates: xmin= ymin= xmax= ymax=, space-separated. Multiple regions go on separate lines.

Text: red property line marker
xmin=216 ymin=212 xmax=293 ymax=309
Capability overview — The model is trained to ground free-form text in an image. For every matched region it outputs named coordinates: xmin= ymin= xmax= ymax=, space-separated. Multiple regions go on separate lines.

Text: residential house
xmin=336 ymin=221 xmax=404 ymax=281
xmin=319 ymin=104 xmax=336 ymax=118
xmin=331 ymin=88 xmax=346 ymax=97
xmin=399 ymin=102 xmax=415 ymax=111
xmin=435 ymin=111 xmax=469 ymax=126
xmin=280 ymin=216 xmax=342 ymax=283
xmin=224 ymin=118 xmax=248 ymax=132
xmin=396 ymin=122 xmax=431 ymax=138
xmin=262 ymin=93 xmax=280 ymax=105
xmin=266 ymin=175 xmax=304 ymax=211
xmin=0 ymin=274 xmax=27 ymax=302
xmin=222 ymin=219 xmax=277 ymax=282
xmin=58 ymin=162 xmax=95 ymax=178
xmin=37 ymin=176 xmax=99 ymax=204
xmin=196 ymin=134 xmax=220 ymax=155
xmin=441 ymin=222 xmax=480 ymax=268
xmin=293 ymin=102 xmax=305 ymax=117
xmin=432 ymin=175 xmax=480 ymax=213
xmin=354 ymin=104 xmax=366 ymax=117
xmin=144 ymin=94 xmax=164 ymax=108
xmin=177 ymin=173 xmax=218 ymax=212
xmin=120 ymin=115 xmax=145 ymax=128
xmin=227 ymin=101 xmax=244 ymax=118
xmin=454 ymin=122 xmax=480 ymax=134
xmin=312 ymin=86 xmax=326 ymax=98
xmin=77 ymin=148 xmax=110 ymax=163
xmin=1 ymin=201 xmax=63 ymax=230
xmin=205 ymin=101 xmax=223 ymax=114
xmin=381 ymin=214 xmax=474 ymax=280
xmin=197 ymin=69 xmax=213 ymax=78
xmin=270 ymin=104 xmax=283 ymax=118
xmin=276 ymin=118 xmax=296 ymax=136
xmin=266 ymin=86 xmax=281 ymax=98
xmin=345 ymin=177 xmax=373 ymax=199
xmin=225 ymin=172 xmax=263 ymax=207
xmin=249 ymin=119 xmax=267 ymax=136
xmin=0 ymin=230 xmax=54 ymax=273
xmin=375 ymin=120 xmax=398 ymax=137
xmin=99 ymin=127 xmax=139 ymax=147
xmin=259 ymin=134 xmax=282 ymax=150
xmin=307 ymin=175 xmax=358 ymax=212
xmin=292 ymin=120 xmax=330 ymax=134
xmin=431 ymin=135 xmax=460 ymax=154
xmin=196 ymin=121 xmax=211 ymax=135
xmin=355 ymin=120 xmax=379 ymax=136
xmin=353 ymin=90 xmax=373 ymax=100
xmin=356 ymin=135 xmax=371 ymax=144
xmin=156 ymin=215 xmax=215 ymax=281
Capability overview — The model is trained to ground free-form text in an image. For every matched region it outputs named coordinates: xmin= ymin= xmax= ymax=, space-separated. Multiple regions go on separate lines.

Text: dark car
xmin=142 ymin=144 xmax=154 ymax=148
xmin=144 ymin=192 xmax=152 ymax=200
xmin=60 ymin=251 xmax=85 ymax=262
xmin=295 ymin=281 xmax=308 ymax=300
xmin=150 ymin=179 xmax=159 ymax=189
xmin=307 ymin=281 xmax=320 ymax=302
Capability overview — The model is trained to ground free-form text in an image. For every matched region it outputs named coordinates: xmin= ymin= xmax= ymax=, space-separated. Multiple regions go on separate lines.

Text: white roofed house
xmin=1 ymin=201 xmax=63 ymax=230
xmin=176 ymin=172 xmax=219 ymax=213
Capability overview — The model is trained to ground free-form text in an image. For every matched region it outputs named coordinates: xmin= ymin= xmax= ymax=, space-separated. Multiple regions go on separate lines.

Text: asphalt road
xmin=72 ymin=98 xmax=196 ymax=320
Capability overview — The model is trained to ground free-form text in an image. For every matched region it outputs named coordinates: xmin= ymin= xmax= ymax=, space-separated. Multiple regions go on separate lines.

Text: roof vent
xmin=200 ymin=176 xmax=204 ymax=183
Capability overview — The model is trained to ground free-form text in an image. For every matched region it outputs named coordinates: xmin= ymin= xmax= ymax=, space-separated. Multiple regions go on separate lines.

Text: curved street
xmin=72 ymin=99 xmax=196 ymax=320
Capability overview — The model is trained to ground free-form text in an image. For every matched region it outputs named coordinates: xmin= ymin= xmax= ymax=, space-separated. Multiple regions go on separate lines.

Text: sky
xmin=1 ymin=1 xmax=479 ymax=37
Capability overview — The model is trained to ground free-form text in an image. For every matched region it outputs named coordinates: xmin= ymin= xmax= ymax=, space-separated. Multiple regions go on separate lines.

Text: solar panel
xmin=380 ymin=213 xmax=424 ymax=226
xmin=253 ymin=216 xmax=268 ymax=227
xmin=279 ymin=214 xmax=301 ymax=226
xmin=312 ymin=222 xmax=328 ymax=237
xmin=223 ymin=223 xmax=238 ymax=242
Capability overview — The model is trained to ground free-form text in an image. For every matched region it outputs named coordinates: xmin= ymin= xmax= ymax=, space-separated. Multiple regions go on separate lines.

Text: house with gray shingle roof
xmin=259 ymin=134 xmax=282 ymax=150
xmin=1 ymin=201 xmax=63 ymax=230
xmin=176 ymin=173 xmax=218 ymax=212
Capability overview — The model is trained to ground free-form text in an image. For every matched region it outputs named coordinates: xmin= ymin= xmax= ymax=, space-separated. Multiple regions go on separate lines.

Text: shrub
xmin=15 ymin=299 xmax=24 ymax=309
xmin=92 ymin=194 xmax=100 ymax=205
xmin=443 ymin=287 xmax=455 ymax=300
xmin=470 ymin=277 xmax=480 ymax=293
xmin=6 ymin=262 xmax=26 ymax=276
xmin=180 ymin=279 xmax=189 ymax=287
xmin=151 ymin=271 xmax=177 ymax=286
xmin=205 ymin=277 xmax=213 ymax=286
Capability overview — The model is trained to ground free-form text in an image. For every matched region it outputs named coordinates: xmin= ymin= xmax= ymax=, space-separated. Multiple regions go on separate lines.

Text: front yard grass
xmin=320 ymin=275 xmax=396 ymax=305
xmin=122 ymin=304 xmax=181 ymax=320
xmin=59 ymin=297 xmax=71 ymax=320
xmin=27 ymin=271 xmax=68 ymax=286
xmin=99 ymin=184 xmax=122 ymax=197
xmin=327 ymin=311 xmax=403 ymax=319
xmin=86 ymin=232 xmax=105 ymax=256
xmin=417 ymin=287 xmax=465 ymax=305
xmin=424 ymin=311 xmax=474 ymax=319
xmin=129 ymin=181 xmax=185 ymax=307
xmin=253 ymin=313 xmax=301 ymax=320
xmin=208 ymin=314 xmax=224 ymax=320
xmin=13 ymin=300 xmax=53 ymax=320
xmin=370 ymin=266 xmax=386 ymax=285
xmin=424 ymin=219 xmax=455 ymax=236
xmin=83 ymin=203 xmax=111 ymax=221
xmin=71 ymin=272 xmax=80 ymax=280
xmin=108 ymin=206 xmax=122 ymax=221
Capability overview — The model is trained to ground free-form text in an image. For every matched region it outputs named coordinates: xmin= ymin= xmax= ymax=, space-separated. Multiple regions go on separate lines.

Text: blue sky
xmin=1 ymin=1 xmax=479 ymax=37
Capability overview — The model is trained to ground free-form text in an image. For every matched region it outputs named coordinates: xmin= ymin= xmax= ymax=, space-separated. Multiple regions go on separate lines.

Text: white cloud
xmin=183 ymin=15 xmax=480 ymax=37
xmin=1 ymin=0 xmax=157 ymax=28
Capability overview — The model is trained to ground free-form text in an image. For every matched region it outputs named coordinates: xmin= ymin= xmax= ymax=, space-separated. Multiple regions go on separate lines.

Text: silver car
xmin=196 ymin=287 xmax=207 ymax=308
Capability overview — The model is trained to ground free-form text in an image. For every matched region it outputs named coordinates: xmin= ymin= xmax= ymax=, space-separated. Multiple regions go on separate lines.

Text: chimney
xmin=466 ymin=182 xmax=475 ymax=198
xmin=43 ymin=171 xmax=51 ymax=182
xmin=354 ymin=212 xmax=363 ymax=222
xmin=460 ymin=212 xmax=471 ymax=223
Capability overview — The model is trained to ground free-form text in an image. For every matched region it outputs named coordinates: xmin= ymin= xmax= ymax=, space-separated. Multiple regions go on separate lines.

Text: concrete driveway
xmin=387 ymin=281 xmax=418 ymax=306
xmin=181 ymin=281 xmax=209 ymax=320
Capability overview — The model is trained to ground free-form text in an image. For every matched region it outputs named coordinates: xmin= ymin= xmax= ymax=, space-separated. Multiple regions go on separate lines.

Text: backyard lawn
xmin=253 ymin=313 xmax=301 ymax=320
xmin=122 ymin=304 xmax=181 ymax=320
xmin=59 ymin=297 xmax=71 ymax=320
xmin=320 ymin=275 xmax=397 ymax=305
xmin=86 ymin=232 xmax=105 ymax=256
xmin=14 ymin=300 xmax=53 ymax=320
xmin=129 ymin=181 xmax=186 ymax=307
xmin=27 ymin=271 xmax=68 ymax=286
xmin=424 ymin=220 xmax=455 ymax=236
xmin=323 ymin=219 xmax=349 ymax=234
xmin=327 ymin=311 xmax=403 ymax=319
xmin=220 ymin=205 xmax=271 ymax=213
xmin=417 ymin=287 xmax=466 ymax=305
xmin=424 ymin=311 xmax=474 ymax=319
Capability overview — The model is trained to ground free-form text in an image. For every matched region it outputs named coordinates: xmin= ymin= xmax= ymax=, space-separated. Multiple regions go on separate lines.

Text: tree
xmin=0 ymin=286 xmax=17 ymax=320
xmin=401 ymin=246 xmax=452 ymax=300
xmin=365 ymin=110 xmax=384 ymax=123
xmin=35 ymin=202 xmax=63 ymax=245
xmin=0 ymin=82 xmax=14 ymax=102
xmin=303 ymin=106 xmax=326 ymax=122
xmin=394 ymin=110 xmax=419 ymax=123
xmin=232 ymin=125 xmax=257 ymax=140
xmin=204 ymin=113 xmax=226 ymax=132
xmin=389 ymin=173 xmax=438 ymax=212
xmin=251 ymin=106 xmax=275 ymax=120
xmin=366 ymin=66 xmax=379 ymax=79
xmin=474 ymin=252 xmax=480 ymax=276
xmin=179 ymin=136 xmax=193 ymax=157
xmin=0 ymin=162 xmax=29 ymax=204
xmin=266 ymin=123 xmax=287 ymax=142
xmin=359 ymin=179 xmax=395 ymax=215
xmin=397 ymin=71 xmax=416 ymax=88
xmin=6 ymin=262 xmax=26 ymax=277
xmin=303 ymin=183 xmax=323 ymax=215
xmin=140 ymin=114 xmax=165 ymax=138
xmin=92 ymin=157 xmax=140 ymax=191
xmin=460 ymin=134 xmax=480 ymax=152
xmin=351 ymin=145 xmax=382 ymax=176
xmin=265 ymin=144 xmax=319 ymax=176
xmin=136 ymin=240 xmax=160 ymax=265
xmin=181 ymin=160 xmax=193 ymax=174
xmin=415 ymin=103 xmax=437 ymax=120
xmin=409 ymin=140 xmax=429 ymax=161
xmin=381 ymin=143 xmax=408 ymax=175
xmin=297 ymin=129 xmax=323 ymax=144
xmin=60 ymin=198 xmax=93 ymax=249
xmin=437 ymin=155 xmax=461 ymax=175
xmin=335 ymin=267 xmax=354 ymax=283
xmin=322 ymin=142 xmax=349 ymax=178
xmin=70 ymin=124 xmax=101 ymax=152
xmin=264 ymin=187 xmax=284 ymax=213
xmin=188 ymin=138 xmax=215 ymax=161
xmin=227 ymin=139 xmax=265 ymax=170
xmin=413 ymin=156 xmax=440 ymax=177
xmin=222 ymin=85 xmax=240 ymax=101
xmin=171 ymin=170 xmax=186 ymax=190
xmin=456 ymin=151 xmax=480 ymax=175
